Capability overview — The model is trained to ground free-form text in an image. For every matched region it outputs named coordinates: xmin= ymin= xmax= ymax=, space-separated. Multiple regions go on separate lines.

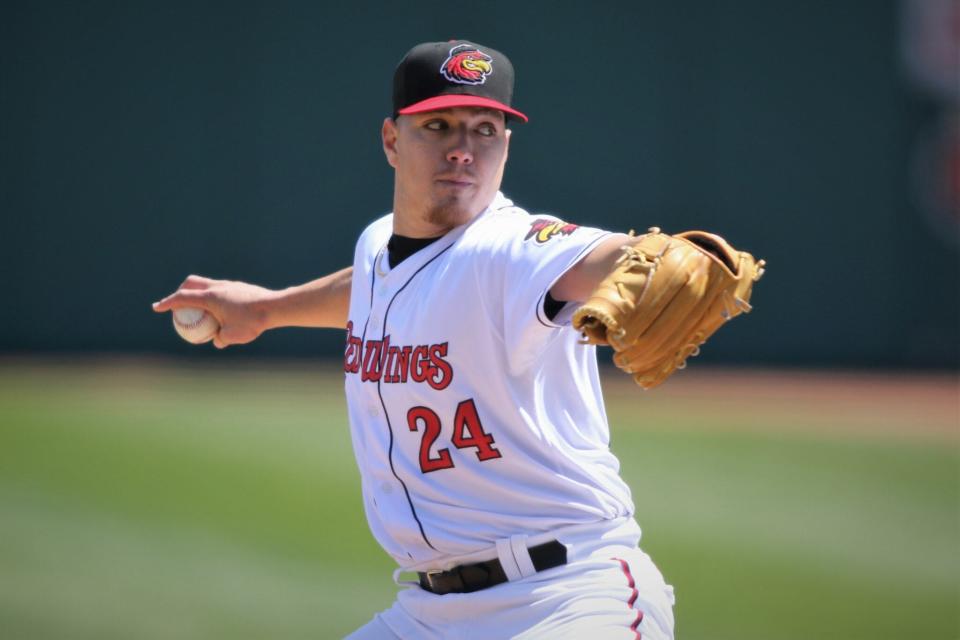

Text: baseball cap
xmin=392 ymin=40 xmax=528 ymax=123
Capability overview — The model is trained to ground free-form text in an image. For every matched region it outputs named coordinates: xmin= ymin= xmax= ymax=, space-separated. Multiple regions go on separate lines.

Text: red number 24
xmin=406 ymin=399 xmax=502 ymax=473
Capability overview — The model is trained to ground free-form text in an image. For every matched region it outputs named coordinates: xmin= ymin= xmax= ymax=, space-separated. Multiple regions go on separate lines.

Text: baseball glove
xmin=572 ymin=227 xmax=765 ymax=389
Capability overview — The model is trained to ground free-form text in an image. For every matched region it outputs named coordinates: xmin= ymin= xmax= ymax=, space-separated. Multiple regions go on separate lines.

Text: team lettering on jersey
xmin=344 ymin=321 xmax=500 ymax=472
xmin=344 ymin=321 xmax=453 ymax=390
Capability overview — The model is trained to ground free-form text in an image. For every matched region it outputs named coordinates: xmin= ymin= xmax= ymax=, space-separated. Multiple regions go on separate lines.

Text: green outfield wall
xmin=3 ymin=1 xmax=957 ymax=367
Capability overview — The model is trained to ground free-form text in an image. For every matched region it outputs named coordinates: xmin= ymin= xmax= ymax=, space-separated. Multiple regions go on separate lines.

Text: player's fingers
xmin=213 ymin=320 xmax=255 ymax=348
xmin=216 ymin=323 xmax=258 ymax=348
xmin=152 ymin=289 xmax=213 ymax=313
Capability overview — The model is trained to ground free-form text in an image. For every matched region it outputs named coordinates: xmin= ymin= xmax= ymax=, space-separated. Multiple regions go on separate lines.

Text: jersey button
xmin=380 ymin=482 xmax=393 ymax=494
xmin=367 ymin=404 xmax=378 ymax=417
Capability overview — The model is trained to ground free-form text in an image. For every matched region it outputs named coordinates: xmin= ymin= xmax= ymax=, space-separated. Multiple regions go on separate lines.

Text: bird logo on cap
xmin=440 ymin=44 xmax=493 ymax=85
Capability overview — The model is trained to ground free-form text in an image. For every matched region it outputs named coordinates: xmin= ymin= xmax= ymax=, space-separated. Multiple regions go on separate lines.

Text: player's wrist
xmin=251 ymin=286 xmax=287 ymax=333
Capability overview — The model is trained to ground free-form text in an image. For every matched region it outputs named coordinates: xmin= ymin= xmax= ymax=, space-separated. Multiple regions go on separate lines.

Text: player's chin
xmin=432 ymin=182 xmax=476 ymax=203
xmin=425 ymin=198 xmax=474 ymax=228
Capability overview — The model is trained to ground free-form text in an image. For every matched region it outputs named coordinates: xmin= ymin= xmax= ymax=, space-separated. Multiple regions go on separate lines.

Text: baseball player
xmin=155 ymin=39 xmax=763 ymax=639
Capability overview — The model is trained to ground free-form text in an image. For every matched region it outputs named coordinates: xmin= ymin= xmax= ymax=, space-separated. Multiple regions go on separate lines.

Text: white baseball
xmin=172 ymin=307 xmax=220 ymax=344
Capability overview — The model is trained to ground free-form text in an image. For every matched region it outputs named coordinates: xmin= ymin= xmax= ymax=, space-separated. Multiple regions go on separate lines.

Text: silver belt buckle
xmin=424 ymin=569 xmax=445 ymax=591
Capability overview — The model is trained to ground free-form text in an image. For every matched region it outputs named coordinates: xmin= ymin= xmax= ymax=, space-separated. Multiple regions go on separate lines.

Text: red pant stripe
xmin=612 ymin=557 xmax=643 ymax=639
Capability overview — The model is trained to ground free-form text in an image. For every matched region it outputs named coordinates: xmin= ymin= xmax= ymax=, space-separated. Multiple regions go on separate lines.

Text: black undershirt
xmin=387 ymin=233 xmax=567 ymax=322
xmin=387 ymin=233 xmax=442 ymax=268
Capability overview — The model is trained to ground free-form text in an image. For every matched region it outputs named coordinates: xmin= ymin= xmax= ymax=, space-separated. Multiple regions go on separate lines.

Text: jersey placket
xmin=370 ymin=248 xmax=440 ymax=555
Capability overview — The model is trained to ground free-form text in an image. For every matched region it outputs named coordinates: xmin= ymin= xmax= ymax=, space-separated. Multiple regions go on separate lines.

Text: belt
xmin=417 ymin=540 xmax=567 ymax=595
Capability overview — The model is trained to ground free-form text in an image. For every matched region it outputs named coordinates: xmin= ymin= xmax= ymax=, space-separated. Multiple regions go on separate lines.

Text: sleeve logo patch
xmin=525 ymin=219 xmax=580 ymax=244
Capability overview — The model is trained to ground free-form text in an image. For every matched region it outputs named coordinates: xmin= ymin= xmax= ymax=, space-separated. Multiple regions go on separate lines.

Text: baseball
xmin=172 ymin=307 xmax=219 ymax=344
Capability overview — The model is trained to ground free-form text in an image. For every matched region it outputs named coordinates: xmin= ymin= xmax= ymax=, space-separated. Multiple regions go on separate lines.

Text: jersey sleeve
xmin=484 ymin=213 xmax=612 ymax=368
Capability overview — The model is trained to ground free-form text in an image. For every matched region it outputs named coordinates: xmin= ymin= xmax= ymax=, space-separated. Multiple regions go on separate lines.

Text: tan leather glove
xmin=572 ymin=227 xmax=765 ymax=389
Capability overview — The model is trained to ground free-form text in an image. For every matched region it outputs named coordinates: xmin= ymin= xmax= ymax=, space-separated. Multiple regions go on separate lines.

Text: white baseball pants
xmin=346 ymin=518 xmax=675 ymax=639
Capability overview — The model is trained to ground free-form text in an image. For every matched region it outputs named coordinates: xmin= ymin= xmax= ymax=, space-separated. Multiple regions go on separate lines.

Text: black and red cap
xmin=392 ymin=40 xmax=528 ymax=123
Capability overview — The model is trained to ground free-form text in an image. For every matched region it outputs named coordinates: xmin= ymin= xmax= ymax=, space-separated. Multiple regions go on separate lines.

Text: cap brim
xmin=397 ymin=94 xmax=528 ymax=123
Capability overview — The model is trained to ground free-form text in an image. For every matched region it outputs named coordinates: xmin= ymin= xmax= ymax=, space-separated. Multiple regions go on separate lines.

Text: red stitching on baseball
xmin=175 ymin=312 xmax=208 ymax=329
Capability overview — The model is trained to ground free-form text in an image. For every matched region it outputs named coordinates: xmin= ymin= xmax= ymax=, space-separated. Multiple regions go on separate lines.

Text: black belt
xmin=418 ymin=540 xmax=567 ymax=595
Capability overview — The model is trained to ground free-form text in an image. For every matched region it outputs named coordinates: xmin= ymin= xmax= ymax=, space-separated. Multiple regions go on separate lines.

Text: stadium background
xmin=2 ymin=1 xmax=958 ymax=638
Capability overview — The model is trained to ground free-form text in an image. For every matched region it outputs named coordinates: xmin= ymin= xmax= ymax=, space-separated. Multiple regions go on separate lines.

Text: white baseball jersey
xmin=343 ymin=192 xmax=635 ymax=569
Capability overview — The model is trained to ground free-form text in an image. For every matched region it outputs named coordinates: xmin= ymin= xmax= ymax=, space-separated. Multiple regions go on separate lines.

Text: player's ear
xmin=382 ymin=117 xmax=399 ymax=169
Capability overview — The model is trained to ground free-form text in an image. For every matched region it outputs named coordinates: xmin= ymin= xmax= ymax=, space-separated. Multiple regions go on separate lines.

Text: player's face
xmin=382 ymin=107 xmax=510 ymax=237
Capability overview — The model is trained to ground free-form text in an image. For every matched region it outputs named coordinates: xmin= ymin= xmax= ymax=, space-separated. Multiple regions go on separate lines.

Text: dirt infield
xmin=601 ymin=366 xmax=959 ymax=442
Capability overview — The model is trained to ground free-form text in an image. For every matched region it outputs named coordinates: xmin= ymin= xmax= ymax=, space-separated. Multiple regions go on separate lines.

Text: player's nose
xmin=446 ymin=149 xmax=473 ymax=165
xmin=446 ymin=130 xmax=473 ymax=165
xmin=447 ymin=146 xmax=473 ymax=164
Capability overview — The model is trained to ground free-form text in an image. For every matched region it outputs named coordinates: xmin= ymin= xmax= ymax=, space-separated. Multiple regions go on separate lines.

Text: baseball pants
xmin=346 ymin=518 xmax=675 ymax=639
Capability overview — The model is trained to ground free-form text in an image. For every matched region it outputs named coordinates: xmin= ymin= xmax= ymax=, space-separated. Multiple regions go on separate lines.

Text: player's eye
xmin=424 ymin=119 xmax=448 ymax=131
xmin=476 ymin=123 xmax=497 ymax=137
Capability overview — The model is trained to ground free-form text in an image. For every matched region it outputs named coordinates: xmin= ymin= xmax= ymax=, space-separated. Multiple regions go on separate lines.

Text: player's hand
xmin=152 ymin=275 xmax=278 ymax=349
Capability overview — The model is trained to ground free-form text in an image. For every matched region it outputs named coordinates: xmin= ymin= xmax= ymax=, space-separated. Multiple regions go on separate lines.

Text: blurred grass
xmin=0 ymin=358 xmax=957 ymax=639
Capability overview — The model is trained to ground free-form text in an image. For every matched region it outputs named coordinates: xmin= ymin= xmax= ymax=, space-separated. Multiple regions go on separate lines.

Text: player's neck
xmin=391 ymin=214 xmax=452 ymax=239
xmin=392 ymin=196 xmax=495 ymax=238
xmin=391 ymin=200 xmax=464 ymax=238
